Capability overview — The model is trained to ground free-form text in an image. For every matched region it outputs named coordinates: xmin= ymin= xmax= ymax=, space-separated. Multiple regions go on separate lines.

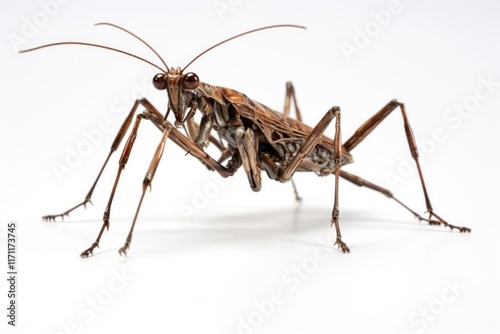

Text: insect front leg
xmin=343 ymin=99 xmax=471 ymax=233
xmin=43 ymin=98 xmax=145 ymax=222
xmin=81 ymin=98 xmax=233 ymax=257
xmin=80 ymin=99 xmax=161 ymax=257
xmin=113 ymin=115 xmax=237 ymax=255
xmin=187 ymin=98 xmax=232 ymax=167
xmin=147 ymin=112 xmax=233 ymax=177
xmin=88 ymin=109 xmax=235 ymax=256
xmin=185 ymin=115 xmax=231 ymax=167
xmin=118 ymin=124 xmax=171 ymax=256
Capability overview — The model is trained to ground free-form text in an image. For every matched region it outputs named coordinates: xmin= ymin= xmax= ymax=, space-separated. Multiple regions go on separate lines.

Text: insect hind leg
xmin=343 ymin=99 xmax=471 ymax=233
xmin=283 ymin=81 xmax=303 ymax=121
xmin=281 ymin=81 xmax=309 ymax=201
xmin=339 ymin=170 xmax=471 ymax=232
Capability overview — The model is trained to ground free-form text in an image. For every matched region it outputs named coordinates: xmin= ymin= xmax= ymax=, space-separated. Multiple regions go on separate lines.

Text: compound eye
xmin=153 ymin=73 xmax=167 ymax=90
xmin=182 ymin=72 xmax=199 ymax=90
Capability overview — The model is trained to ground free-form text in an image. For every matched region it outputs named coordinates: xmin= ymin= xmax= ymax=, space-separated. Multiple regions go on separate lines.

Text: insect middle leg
xmin=343 ymin=99 xmax=471 ymax=232
xmin=281 ymin=81 xmax=306 ymax=200
xmin=80 ymin=113 xmax=145 ymax=257
xmin=278 ymin=106 xmax=350 ymax=252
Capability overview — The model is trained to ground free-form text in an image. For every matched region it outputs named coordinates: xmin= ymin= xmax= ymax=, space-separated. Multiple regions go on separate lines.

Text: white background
xmin=1 ymin=0 xmax=499 ymax=333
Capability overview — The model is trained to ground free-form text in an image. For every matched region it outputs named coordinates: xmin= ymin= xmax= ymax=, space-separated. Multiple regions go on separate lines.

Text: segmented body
xmin=193 ymin=82 xmax=353 ymax=177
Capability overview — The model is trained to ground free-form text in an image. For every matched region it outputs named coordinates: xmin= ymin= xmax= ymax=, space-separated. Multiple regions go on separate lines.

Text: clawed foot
xmin=419 ymin=211 xmax=471 ymax=233
xmin=42 ymin=199 xmax=92 ymax=222
xmin=118 ymin=236 xmax=132 ymax=256
xmin=443 ymin=223 xmax=472 ymax=233
xmin=118 ymin=243 xmax=130 ymax=256
xmin=43 ymin=213 xmax=70 ymax=222
xmin=80 ymin=242 xmax=99 ymax=258
xmin=334 ymin=238 xmax=350 ymax=253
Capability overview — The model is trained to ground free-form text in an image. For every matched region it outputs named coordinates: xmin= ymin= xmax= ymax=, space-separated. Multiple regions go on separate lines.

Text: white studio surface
xmin=1 ymin=1 xmax=499 ymax=334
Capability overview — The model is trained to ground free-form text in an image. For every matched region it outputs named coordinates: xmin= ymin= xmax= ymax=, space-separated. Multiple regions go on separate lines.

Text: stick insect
xmin=20 ymin=23 xmax=471 ymax=257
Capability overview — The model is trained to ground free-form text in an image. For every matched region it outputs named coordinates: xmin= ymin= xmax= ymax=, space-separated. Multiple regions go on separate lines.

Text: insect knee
xmin=235 ymin=127 xmax=246 ymax=140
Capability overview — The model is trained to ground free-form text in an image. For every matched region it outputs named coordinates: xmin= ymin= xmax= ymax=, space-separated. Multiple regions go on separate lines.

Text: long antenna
xmin=19 ymin=24 xmax=307 ymax=75
xmin=181 ymin=24 xmax=306 ymax=72
xmin=95 ymin=22 xmax=170 ymax=71
xmin=19 ymin=41 xmax=168 ymax=73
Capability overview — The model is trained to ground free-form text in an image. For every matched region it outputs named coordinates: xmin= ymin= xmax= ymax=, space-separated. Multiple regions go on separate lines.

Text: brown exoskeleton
xmin=20 ymin=23 xmax=471 ymax=257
